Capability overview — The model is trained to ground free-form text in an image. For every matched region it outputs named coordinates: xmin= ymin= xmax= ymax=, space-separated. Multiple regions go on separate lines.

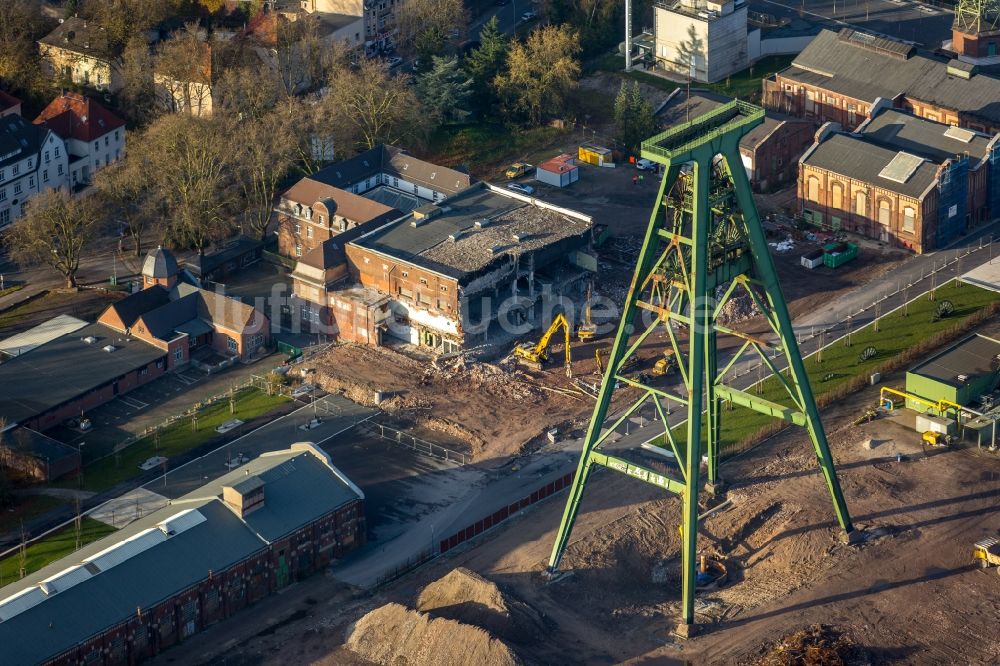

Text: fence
xmin=367 ymin=422 xmax=468 ymax=465
xmin=372 ymin=548 xmax=437 ymax=588
xmin=439 ymin=472 xmax=574 ymax=554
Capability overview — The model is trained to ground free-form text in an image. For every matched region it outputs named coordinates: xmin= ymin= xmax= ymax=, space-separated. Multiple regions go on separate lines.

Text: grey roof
xmin=0 ymin=322 xmax=166 ymax=426
xmin=1 ymin=427 xmax=80 ymax=464
xmin=859 ymin=109 xmax=996 ymax=163
xmin=784 ymin=29 xmax=1000 ymax=125
xmin=802 ymin=133 xmax=940 ymax=199
xmin=311 ymin=145 xmax=473 ymax=197
xmin=103 ymin=285 xmax=172 ymax=329
xmin=657 ymin=89 xmax=804 ymax=150
xmin=38 ymin=16 xmax=116 ymax=60
xmin=352 ymin=183 xmax=592 ymax=281
xmin=0 ymin=114 xmax=47 ymax=170
xmin=0 ymin=446 xmax=362 ymax=665
xmin=909 ymin=334 xmax=1000 ymax=388
xmin=141 ymin=247 xmax=178 ymax=279
xmin=135 ymin=293 xmax=198 ymax=341
xmin=184 ymin=237 xmax=262 ymax=278
xmin=0 ymin=314 xmax=88 ymax=358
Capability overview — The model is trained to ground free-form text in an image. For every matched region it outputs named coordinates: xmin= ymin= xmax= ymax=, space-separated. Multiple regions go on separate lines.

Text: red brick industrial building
xmin=0 ymin=443 xmax=365 ymax=666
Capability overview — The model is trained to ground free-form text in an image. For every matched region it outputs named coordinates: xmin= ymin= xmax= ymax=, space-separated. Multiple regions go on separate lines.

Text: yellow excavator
xmin=577 ymin=284 xmax=597 ymax=341
xmin=514 ymin=313 xmax=572 ymax=376
xmin=652 ymin=349 xmax=676 ymax=376
xmin=594 ymin=347 xmax=639 ymax=375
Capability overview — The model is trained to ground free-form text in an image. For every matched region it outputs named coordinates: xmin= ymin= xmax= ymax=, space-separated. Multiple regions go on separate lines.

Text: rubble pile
xmin=425 ymin=356 xmax=544 ymax=402
xmin=715 ymin=285 xmax=761 ymax=326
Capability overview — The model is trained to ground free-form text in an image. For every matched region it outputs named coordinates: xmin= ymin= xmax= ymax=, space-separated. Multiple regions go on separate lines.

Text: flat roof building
xmin=906 ymin=334 xmax=1000 ymax=410
xmin=0 ymin=443 xmax=365 ymax=666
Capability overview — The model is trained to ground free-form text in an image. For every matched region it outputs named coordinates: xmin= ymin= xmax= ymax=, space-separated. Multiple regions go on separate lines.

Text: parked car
xmin=520 ymin=10 xmax=537 ymax=21
xmin=635 ymin=158 xmax=656 ymax=170
xmin=386 ymin=56 xmax=403 ymax=68
xmin=507 ymin=182 xmax=535 ymax=195
xmin=505 ymin=162 xmax=531 ymax=178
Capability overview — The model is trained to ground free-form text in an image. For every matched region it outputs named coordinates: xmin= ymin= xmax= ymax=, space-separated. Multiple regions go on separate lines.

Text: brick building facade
xmin=0 ymin=444 xmax=365 ymax=666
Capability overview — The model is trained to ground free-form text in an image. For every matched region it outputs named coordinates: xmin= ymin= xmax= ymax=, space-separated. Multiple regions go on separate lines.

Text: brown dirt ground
xmin=185 ymin=357 xmax=1000 ymax=665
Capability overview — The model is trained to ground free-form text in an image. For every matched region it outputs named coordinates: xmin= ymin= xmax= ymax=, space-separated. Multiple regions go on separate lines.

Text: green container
xmin=823 ymin=242 xmax=858 ymax=269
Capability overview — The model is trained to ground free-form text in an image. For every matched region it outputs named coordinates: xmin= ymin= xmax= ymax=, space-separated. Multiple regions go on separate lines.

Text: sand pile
xmin=416 ymin=568 xmax=549 ymax=643
xmin=345 ymin=602 xmax=521 ymax=666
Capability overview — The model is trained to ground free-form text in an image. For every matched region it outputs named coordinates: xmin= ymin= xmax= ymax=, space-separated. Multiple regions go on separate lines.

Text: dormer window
xmin=294 ymin=203 xmax=302 ymax=216
xmin=318 ymin=214 xmax=324 ymax=224
xmin=306 ymin=207 xmax=313 ymax=220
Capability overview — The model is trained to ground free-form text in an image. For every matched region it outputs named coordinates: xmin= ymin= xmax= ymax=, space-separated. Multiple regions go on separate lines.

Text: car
xmin=386 ymin=56 xmax=403 ymax=68
xmin=635 ymin=158 xmax=656 ymax=171
xmin=505 ymin=162 xmax=531 ymax=178
xmin=520 ymin=10 xmax=537 ymax=21
xmin=507 ymin=182 xmax=535 ymax=195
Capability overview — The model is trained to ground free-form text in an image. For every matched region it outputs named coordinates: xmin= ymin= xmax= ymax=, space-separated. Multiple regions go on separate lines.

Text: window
xmin=57 ymin=164 xmax=63 ymax=176
xmin=306 ymin=226 xmax=313 ymax=239
xmin=140 ymin=367 xmax=148 ymax=376
xmin=806 ymin=176 xmax=819 ymax=202
xmin=105 ymin=136 xmax=109 ymax=147
xmin=227 ymin=336 xmax=238 ymax=353
xmin=13 ymin=183 xmax=21 ymax=195
xmin=440 ymin=285 xmax=448 ymax=292
xmin=93 ymin=141 xmax=99 ymax=151
xmin=0 ymin=169 xmax=4 ymax=180
xmin=854 ymin=190 xmax=867 ymax=216
xmin=294 ymin=223 xmax=301 ymax=235
xmin=0 ymin=209 xmax=8 ymax=227
xmin=174 ymin=347 xmax=183 ymax=362
xmin=878 ymin=200 xmax=891 ymax=226
xmin=115 ymin=130 xmax=120 ymax=141
xmin=43 ymin=169 xmax=48 ymax=182
xmin=0 ymin=189 xmax=7 ymax=202
xmin=44 ymin=150 xmax=50 ymax=163
xmin=903 ymin=206 xmax=915 ymax=232
xmin=295 ymin=244 xmax=302 ymax=257
xmin=401 ymin=270 xmax=408 ymax=277
xmin=832 ymin=182 xmax=843 ymax=209
xmin=318 ymin=214 xmax=324 ymax=224
xmin=54 ymin=146 xmax=60 ymax=158
xmin=12 ymin=164 xmax=18 ymax=176
xmin=419 ymin=277 xmax=428 ymax=285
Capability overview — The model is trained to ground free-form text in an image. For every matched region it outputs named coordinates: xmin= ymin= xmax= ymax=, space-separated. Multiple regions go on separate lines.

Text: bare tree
xmin=496 ymin=25 xmax=581 ymax=126
xmin=0 ymin=0 xmax=52 ymax=94
xmin=142 ymin=114 xmax=237 ymax=254
xmin=5 ymin=189 xmax=103 ymax=288
xmin=119 ymin=34 xmax=158 ymax=125
xmin=93 ymin=156 xmax=154 ymax=256
xmin=394 ymin=0 xmax=467 ymax=59
xmin=326 ymin=59 xmax=428 ymax=150
xmin=154 ymin=23 xmax=213 ymax=116
xmin=236 ymin=111 xmax=297 ymax=240
xmin=278 ymin=97 xmax=342 ymax=175
xmin=214 ymin=63 xmax=279 ymax=120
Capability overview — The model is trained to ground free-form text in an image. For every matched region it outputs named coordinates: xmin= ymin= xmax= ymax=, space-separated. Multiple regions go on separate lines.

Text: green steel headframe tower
xmin=546 ymin=101 xmax=854 ymax=633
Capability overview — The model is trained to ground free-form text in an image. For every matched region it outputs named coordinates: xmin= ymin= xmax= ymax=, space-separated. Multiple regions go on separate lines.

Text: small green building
xmin=905 ymin=334 xmax=1000 ymax=412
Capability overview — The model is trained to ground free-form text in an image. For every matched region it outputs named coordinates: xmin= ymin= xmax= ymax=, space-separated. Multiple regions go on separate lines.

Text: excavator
xmin=514 ymin=313 xmax=572 ymax=376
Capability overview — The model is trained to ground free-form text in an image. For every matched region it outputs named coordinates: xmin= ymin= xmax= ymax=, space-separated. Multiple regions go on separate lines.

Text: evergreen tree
xmin=465 ymin=17 xmax=508 ymax=114
xmin=417 ymin=55 xmax=474 ymax=124
xmin=614 ymin=80 xmax=655 ymax=153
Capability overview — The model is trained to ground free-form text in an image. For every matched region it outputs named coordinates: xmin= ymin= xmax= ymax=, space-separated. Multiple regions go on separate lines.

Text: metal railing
xmin=365 ymin=422 xmax=468 ymax=465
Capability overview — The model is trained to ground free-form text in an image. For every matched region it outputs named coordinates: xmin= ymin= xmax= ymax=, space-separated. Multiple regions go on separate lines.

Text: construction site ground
xmin=151 ymin=351 xmax=1000 ymax=665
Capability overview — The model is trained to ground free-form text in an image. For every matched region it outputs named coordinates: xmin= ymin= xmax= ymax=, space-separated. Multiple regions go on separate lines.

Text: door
xmin=277 ymin=551 xmax=289 ymax=588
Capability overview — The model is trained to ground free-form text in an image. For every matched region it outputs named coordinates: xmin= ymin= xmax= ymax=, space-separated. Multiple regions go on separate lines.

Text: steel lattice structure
xmin=546 ymin=101 xmax=855 ymax=633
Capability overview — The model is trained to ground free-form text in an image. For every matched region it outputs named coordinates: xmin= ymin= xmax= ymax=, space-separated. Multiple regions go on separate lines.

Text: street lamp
xmin=77 ymin=442 xmax=85 ymax=488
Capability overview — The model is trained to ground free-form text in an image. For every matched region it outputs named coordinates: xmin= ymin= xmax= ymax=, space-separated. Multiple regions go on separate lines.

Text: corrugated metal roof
xmin=860 ymin=109 xmax=995 ymax=163
xmin=802 ymin=133 xmax=940 ymax=199
xmin=0 ymin=314 xmax=88 ymax=358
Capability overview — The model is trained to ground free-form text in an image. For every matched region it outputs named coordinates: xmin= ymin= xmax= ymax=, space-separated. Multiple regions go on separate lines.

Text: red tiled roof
xmin=0 ymin=90 xmax=21 ymax=113
xmin=539 ymin=154 xmax=577 ymax=174
xmin=33 ymin=92 xmax=125 ymax=142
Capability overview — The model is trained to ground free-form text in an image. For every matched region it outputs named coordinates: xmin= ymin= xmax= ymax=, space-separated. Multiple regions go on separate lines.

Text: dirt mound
xmin=345 ymin=602 xmax=522 ymax=666
xmin=753 ymin=624 xmax=861 ymax=665
xmin=416 ymin=568 xmax=549 ymax=643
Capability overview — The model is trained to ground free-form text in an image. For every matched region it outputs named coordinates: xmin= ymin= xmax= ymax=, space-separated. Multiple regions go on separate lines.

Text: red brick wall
xmin=345 ymin=245 xmax=459 ymax=314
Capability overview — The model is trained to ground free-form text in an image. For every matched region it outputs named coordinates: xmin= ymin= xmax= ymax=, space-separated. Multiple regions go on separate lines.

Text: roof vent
xmin=512 ymin=233 xmax=524 ymax=243
xmin=448 ymin=231 xmax=462 ymax=242
xmin=488 ymin=244 xmax=502 ymax=255
xmin=102 ymin=345 xmax=116 ymax=353
xmin=82 ymin=335 xmax=97 ymax=344
xmin=474 ymin=219 xmax=490 ymax=229
xmin=412 ymin=204 xmax=441 ymax=220
xmin=957 ymin=374 xmax=969 ymax=382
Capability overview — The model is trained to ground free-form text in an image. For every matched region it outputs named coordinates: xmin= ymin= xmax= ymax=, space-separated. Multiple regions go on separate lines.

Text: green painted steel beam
xmin=589 ymin=451 xmax=685 ymax=495
xmin=715 ymin=386 xmax=807 ymax=425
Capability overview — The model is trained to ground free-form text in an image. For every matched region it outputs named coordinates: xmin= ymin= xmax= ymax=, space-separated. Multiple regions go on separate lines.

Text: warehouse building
xmin=798 ymin=107 xmax=1000 ymax=252
xmin=0 ymin=443 xmax=365 ymax=666
xmin=905 ymin=334 xmax=1000 ymax=412
xmin=763 ymin=28 xmax=1000 ymax=134
xmin=0 ymin=426 xmax=81 ymax=482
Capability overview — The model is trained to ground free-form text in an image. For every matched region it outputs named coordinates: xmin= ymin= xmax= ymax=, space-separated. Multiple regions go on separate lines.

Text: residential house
xmin=0 ymin=114 xmax=69 ymax=228
xmin=38 ymin=17 xmax=122 ymax=92
xmin=658 ymin=89 xmax=816 ymax=192
xmin=763 ymin=28 xmax=1000 ymax=134
xmin=0 ymin=443 xmax=365 ymax=666
xmin=34 ymin=91 xmax=126 ymax=188
xmin=0 ymin=90 xmax=21 ymax=117
xmin=153 ymin=41 xmax=215 ymax=117
xmin=797 ymin=108 xmax=1000 ymax=252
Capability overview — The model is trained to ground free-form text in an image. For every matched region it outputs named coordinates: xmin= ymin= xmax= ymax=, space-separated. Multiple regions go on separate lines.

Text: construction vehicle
xmin=594 ymin=347 xmax=638 ymax=375
xmin=577 ymin=284 xmax=597 ymax=341
xmin=514 ymin=313 xmax=572 ymax=376
xmin=921 ymin=431 xmax=954 ymax=447
xmin=652 ymin=349 xmax=677 ymax=376
xmin=974 ymin=537 xmax=1000 ymax=573
xmin=505 ymin=162 xmax=531 ymax=179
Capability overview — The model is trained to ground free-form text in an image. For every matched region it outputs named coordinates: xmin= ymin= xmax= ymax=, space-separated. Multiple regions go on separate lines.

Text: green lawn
xmin=0 ymin=495 xmax=68 ymax=537
xmin=654 ymin=280 xmax=1000 ymax=452
xmin=425 ymin=122 xmax=570 ymax=179
xmin=588 ymin=53 xmax=795 ymax=103
xmin=0 ymin=517 xmax=115 ymax=587
xmin=62 ymin=388 xmax=290 ymax=492
xmin=0 ymin=283 xmax=25 ymax=300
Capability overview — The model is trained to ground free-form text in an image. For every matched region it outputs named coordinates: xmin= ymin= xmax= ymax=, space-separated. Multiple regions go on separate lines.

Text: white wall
xmin=0 ymin=130 xmax=68 ymax=228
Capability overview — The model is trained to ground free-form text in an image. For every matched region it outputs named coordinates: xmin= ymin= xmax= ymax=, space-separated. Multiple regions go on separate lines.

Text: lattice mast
xmin=545 ymin=102 xmax=855 ymax=633
xmin=954 ymin=0 xmax=1000 ymax=34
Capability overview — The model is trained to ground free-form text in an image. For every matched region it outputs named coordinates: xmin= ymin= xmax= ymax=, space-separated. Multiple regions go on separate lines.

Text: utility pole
xmin=625 ymin=0 xmax=633 ymax=71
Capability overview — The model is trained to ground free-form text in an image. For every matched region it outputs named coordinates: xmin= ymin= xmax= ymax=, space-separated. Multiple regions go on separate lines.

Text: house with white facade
xmin=34 ymin=92 xmax=126 ymax=188
xmin=0 ymin=115 xmax=68 ymax=229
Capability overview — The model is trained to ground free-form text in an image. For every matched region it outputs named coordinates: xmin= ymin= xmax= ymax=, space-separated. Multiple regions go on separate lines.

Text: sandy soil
xmin=183 ymin=361 xmax=1000 ymax=665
